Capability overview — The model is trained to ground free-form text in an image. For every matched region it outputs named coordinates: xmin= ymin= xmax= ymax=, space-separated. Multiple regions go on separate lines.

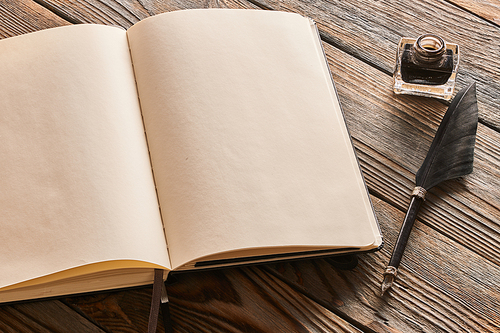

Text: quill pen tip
xmin=380 ymin=275 xmax=394 ymax=296
xmin=381 ymin=265 xmax=398 ymax=296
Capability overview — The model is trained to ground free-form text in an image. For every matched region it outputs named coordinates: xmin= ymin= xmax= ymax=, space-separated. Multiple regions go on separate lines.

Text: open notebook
xmin=0 ymin=9 xmax=382 ymax=303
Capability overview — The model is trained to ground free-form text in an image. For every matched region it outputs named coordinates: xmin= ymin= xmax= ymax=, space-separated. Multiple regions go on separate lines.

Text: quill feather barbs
xmin=416 ymin=82 xmax=479 ymax=190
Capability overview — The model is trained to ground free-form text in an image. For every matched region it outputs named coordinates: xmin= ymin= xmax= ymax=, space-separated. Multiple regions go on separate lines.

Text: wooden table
xmin=1 ymin=0 xmax=499 ymax=332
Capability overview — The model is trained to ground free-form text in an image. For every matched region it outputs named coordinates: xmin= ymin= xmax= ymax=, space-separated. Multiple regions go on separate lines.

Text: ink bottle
xmin=393 ymin=34 xmax=459 ymax=100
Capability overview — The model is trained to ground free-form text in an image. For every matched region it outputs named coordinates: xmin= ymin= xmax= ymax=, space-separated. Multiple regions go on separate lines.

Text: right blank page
xmin=127 ymin=9 xmax=382 ymax=270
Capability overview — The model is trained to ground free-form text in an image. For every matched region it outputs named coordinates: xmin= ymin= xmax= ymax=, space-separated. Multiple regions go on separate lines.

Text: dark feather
xmin=415 ymin=82 xmax=479 ymax=190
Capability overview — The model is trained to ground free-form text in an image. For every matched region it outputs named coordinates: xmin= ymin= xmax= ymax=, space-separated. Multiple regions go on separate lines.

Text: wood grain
xmin=449 ymin=0 xmax=500 ymax=25
xmin=0 ymin=300 xmax=105 ymax=332
xmin=33 ymin=0 xmax=259 ymax=28
xmin=0 ymin=0 xmax=69 ymax=38
xmin=33 ymin=0 xmax=151 ymax=26
xmin=65 ymin=288 xmax=166 ymax=332
xmin=65 ymin=272 xmax=364 ymax=333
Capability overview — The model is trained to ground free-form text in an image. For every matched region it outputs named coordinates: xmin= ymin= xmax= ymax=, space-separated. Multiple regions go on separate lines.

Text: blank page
xmin=127 ymin=9 xmax=381 ymax=269
xmin=0 ymin=24 xmax=171 ymax=291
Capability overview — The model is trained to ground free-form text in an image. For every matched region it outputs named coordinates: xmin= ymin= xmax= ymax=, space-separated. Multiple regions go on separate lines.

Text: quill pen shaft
xmin=381 ymin=191 xmax=424 ymax=295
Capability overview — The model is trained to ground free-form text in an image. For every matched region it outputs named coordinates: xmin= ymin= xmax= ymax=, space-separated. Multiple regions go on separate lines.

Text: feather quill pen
xmin=381 ymin=82 xmax=478 ymax=295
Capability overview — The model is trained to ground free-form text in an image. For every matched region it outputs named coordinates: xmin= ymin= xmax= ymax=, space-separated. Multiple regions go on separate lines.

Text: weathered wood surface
xmin=0 ymin=0 xmax=499 ymax=332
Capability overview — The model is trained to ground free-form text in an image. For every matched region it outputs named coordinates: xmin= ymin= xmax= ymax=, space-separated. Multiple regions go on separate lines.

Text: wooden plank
xmin=65 ymin=288 xmax=164 ymax=333
xmin=0 ymin=0 xmax=70 ymax=38
xmin=0 ymin=300 xmax=105 ymax=332
xmin=449 ymin=0 xmax=500 ymax=25
xmin=32 ymin=0 xmax=151 ymax=27
xmin=33 ymin=0 xmax=259 ymax=28
xmin=66 ymin=272 xmax=363 ymax=332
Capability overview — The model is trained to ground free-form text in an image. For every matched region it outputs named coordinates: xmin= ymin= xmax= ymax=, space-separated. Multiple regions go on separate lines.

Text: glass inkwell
xmin=393 ymin=34 xmax=459 ymax=100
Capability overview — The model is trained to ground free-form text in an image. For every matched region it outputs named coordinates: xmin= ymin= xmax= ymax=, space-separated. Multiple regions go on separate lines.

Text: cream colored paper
xmin=0 ymin=25 xmax=170 ymax=291
xmin=127 ymin=9 xmax=381 ymax=269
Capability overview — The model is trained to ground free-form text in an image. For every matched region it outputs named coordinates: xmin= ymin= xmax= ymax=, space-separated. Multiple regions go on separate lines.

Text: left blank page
xmin=0 ymin=25 xmax=170 ymax=293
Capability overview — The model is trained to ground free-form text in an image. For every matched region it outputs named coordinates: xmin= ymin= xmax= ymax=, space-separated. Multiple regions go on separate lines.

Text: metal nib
xmin=381 ymin=265 xmax=397 ymax=296
xmin=380 ymin=274 xmax=394 ymax=296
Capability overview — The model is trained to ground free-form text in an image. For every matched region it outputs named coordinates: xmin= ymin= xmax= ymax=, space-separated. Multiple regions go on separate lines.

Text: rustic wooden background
xmin=0 ymin=0 xmax=499 ymax=332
